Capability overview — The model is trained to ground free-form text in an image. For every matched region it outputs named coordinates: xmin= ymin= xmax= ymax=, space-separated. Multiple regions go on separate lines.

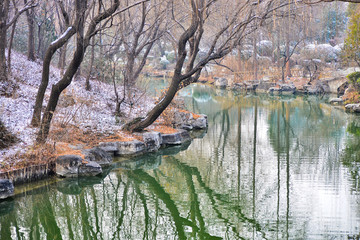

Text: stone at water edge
xmin=0 ymin=179 xmax=14 ymax=200
xmin=161 ymin=129 xmax=191 ymax=145
xmin=279 ymin=83 xmax=296 ymax=94
xmin=329 ymin=98 xmax=343 ymax=105
xmin=143 ymin=132 xmax=162 ymax=152
xmin=192 ymin=114 xmax=208 ymax=129
xmin=268 ymin=87 xmax=281 ymax=95
xmin=78 ymin=161 xmax=102 ymax=177
xmin=83 ymin=147 xmax=113 ymax=167
xmin=56 ymin=155 xmax=83 ymax=178
xmin=345 ymin=104 xmax=360 ymax=113
xmin=214 ymin=77 xmax=228 ymax=88
xmin=98 ymin=142 xmax=119 ymax=156
xmin=117 ymin=140 xmax=146 ymax=156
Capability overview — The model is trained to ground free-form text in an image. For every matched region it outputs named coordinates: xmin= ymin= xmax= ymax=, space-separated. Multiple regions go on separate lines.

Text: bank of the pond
xmin=0 ymin=51 xmax=210 ymax=199
xmin=0 ymin=116 xmax=208 ymax=199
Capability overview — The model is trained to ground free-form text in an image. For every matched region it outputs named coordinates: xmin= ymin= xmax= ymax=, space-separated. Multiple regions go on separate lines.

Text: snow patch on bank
xmin=0 ymin=51 xmax=155 ymax=162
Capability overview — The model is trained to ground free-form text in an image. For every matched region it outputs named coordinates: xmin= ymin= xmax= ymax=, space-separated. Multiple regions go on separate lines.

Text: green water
xmin=1 ymin=84 xmax=360 ymax=239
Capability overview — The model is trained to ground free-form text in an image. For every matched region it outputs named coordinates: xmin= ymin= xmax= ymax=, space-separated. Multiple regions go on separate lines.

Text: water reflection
xmin=1 ymin=85 xmax=360 ymax=239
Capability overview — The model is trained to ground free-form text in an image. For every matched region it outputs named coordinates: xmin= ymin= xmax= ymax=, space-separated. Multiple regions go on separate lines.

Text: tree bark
xmin=85 ymin=34 xmax=95 ymax=91
xmin=0 ymin=0 xmax=10 ymax=83
xmin=7 ymin=18 xmax=17 ymax=74
xmin=24 ymin=0 xmax=36 ymax=61
xmin=36 ymin=0 xmax=121 ymax=143
xmin=31 ymin=26 xmax=76 ymax=126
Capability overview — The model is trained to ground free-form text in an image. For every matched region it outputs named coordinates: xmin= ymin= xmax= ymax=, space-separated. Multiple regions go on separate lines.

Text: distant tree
xmin=0 ymin=0 xmax=37 ymax=85
xmin=24 ymin=0 xmax=36 ymax=61
xmin=343 ymin=5 xmax=360 ymax=67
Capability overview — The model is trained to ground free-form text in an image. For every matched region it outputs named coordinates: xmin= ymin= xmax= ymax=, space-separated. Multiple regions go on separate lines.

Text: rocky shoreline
xmin=211 ymin=77 xmax=360 ymax=113
xmin=0 ymin=114 xmax=208 ymax=200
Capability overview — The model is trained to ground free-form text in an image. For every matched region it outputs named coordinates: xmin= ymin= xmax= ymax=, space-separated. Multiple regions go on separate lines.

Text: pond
xmin=1 ymin=84 xmax=360 ymax=239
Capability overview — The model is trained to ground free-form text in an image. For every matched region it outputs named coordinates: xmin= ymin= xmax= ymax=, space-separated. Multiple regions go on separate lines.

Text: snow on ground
xmin=0 ymin=51 xmax=155 ymax=162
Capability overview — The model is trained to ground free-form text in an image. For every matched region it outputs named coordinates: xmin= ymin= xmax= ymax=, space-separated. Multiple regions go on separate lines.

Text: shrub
xmin=0 ymin=120 xmax=18 ymax=149
xmin=347 ymin=71 xmax=360 ymax=90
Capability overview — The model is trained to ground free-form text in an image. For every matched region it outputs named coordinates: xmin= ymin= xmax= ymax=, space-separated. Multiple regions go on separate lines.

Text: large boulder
xmin=280 ymin=83 xmax=296 ymax=94
xmin=56 ymin=155 xmax=83 ymax=178
xmin=78 ymin=161 xmax=102 ymax=177
xmin=161 ymin=129 xmax=191 ymax=146
xmin=329 ymin=98 xmax=343 ymax=105
xmin=98 ymin=142 xmax=119 ymax=155
xmin=256 ymin=81 xmax=276 ymax=93
xmin=117 ymin=140 xmax=146 ymax=156
xmin=192 ymin=114 xmax=208 ymax=129
xmin=56 ymin=155 xmax=102 ymax=177
xmin=214 ymin=77 xmax=228 ymax=88
xmin=173 ymin=111 xmax=208 ymax=130
xmin=83 ymin=147 xmax=113 ymax=167
xmin=345 ymin=104 xmax=360 ymax=113
xmin=143 ymin=132 xmax=162 ymax=152
xmin=0 ymin=179 xmax=14 ymax=200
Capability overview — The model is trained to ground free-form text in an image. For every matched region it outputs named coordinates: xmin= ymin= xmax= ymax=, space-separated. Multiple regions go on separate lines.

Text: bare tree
xmin=24 ymin=0 xmax=36 ymax=61
xmin=0 ymin=0 xmax=37 ymax=84
xmin=123 ymin=0 xmax=279 ymax=132
xmin=31 ymin=0 xmax=75 ymax=126
xmin=36 ymin=0 xmax=149 ymax=143
xmin=119 ymin=0 xmax=166 ymax=89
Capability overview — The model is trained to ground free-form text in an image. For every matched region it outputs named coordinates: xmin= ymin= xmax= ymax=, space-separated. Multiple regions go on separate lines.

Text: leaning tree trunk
xmin=31 ymin=27 xmax=76 ymax=126
xmin=123 ymin=75 xmax=182 ymax=132
xmin=36 ymin=32 xmax=84 ymax=143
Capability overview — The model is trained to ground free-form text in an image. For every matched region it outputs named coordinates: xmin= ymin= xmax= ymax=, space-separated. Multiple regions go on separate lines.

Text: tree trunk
xmin=37 ymin=31 xmax=84 ymax=143
xmin=31 ymin=27 xmax=76 ymax=126
xmin=253 ymin=33 xmax=258 ymax=81
xmin=85 ymin=37 xmax=95 ymax=91
xmin=123 ymin=76 xmax=181 ymax=132
xmin=25 ymin=0 xmax=36 ymax=61
xmin=7 ymin=18 xmax=17 ymax=74
xmin=0 ymin=0 xmax=9 ymax=83
xmin=37 ymin=23 xmax=43 ymax=58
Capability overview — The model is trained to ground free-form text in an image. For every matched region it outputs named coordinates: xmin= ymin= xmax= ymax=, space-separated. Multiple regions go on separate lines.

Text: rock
xmin=173 ymin=111 xmax=208 ymax=130
xmin=161 ymin=129 xmax=191 ymax=145
xmin=78 ymin=161 xmax=102 ymax=177
xmin=192 ymin=114 xmax=208 ymax=129
xmin=117 ymin=140 xmax=146 ymax=156
xmin=56 ymin=155 xmax=83 ymax=178
xmin=83 ymin=147 xmax=113 ymax=167
xmin=231 ymin=83 xmax=244 ymax=90
xmin=268 ymin=87 xmax=282 ymax=95
xmin=256 ymin=81 xmax=276 ymax=93
xmin=214 ymin=77 xmax=227 ymax=88
xmin=98 ymin=142 xmax=119 ymax=155
xmin=345 ymin=104 xmax=360 ymax=113
xmin=329 ymin=98 xmax=343 ymax=105
xmin=280 ymin=83 xmax=296 ymax=95
xmin=0 ymin=179 xmax=14 ymax=200
xmin=303 ymin=84 xmax=325 ymax=95
xmin=174 ymin=111 xmax=193 ymax=126
xmin=143 ymin=132 xmax=162 ymax=152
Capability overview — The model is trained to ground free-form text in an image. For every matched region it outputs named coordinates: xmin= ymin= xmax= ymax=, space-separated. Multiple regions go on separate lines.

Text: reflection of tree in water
xmin=342 ymin=121 xmax=360 ymax=191
xmin=0 ymin=154 xmax=272 ymax=240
